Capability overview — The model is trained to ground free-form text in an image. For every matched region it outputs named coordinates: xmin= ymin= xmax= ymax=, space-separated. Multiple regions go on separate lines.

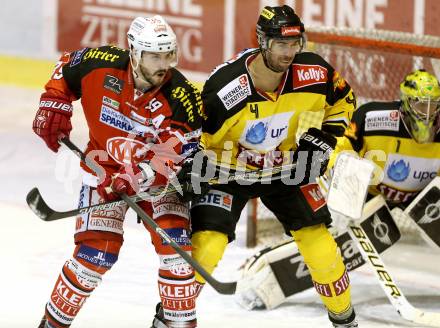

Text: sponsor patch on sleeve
xmin=217 ymin=74 xmax=252 ymax=110
xmin=300 ymin=183 xmax=326 ymax=212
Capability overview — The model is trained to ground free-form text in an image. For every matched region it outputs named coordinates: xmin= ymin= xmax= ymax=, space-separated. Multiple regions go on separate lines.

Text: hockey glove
xmin=97 ymin=162 xmax=155 ymax=201
xmin=32 ymin=98 xmax=73 ymax=152
xmin=176 ymin=152 xmax=212 ymax=202
xmin=294 ymin=127 xmax=337 ymax=184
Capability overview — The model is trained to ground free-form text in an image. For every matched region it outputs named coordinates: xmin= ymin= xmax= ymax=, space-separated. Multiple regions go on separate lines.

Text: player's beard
xmin=134 ymin=65 xmax=168 ymax=90
xmin=265 ymin=51 xmax=295 ymax=73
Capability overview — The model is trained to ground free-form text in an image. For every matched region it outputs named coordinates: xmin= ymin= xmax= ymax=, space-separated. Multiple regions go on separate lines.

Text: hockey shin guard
xmin=149 ymin=216 xmax=197 ymax=328
xmin=191 ymin=231 xmax=228 ymax=285
xmin=43 ymin=239 xmax=120 ymax=327
xmin=291 ymin=224 xmax=352 ymax=314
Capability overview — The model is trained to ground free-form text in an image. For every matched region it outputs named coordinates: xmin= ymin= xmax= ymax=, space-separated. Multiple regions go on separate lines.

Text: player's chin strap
xmin=330 ymin=153 xmax=440 ymax=327
xmin=58 ymin=138 xmax=237 ymax=295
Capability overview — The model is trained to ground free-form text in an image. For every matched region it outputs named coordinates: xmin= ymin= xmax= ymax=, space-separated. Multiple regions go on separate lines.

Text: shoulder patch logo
xmin=365 ymin=110 xmax=400 ymax=132
xmin=217 ymin=74 xmax=252 ymax=110
xmin=293 ymin=64 xmax=328 ymax=89
xmin=70 ymin=48 xmax=88 ymax=67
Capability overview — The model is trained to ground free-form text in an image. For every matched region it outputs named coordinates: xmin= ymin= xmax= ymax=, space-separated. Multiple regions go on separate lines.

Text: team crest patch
xmin=217 ymin=74 xmax=252 ymax=110
xmin=365 ymin=110 xmax=400 ymax=132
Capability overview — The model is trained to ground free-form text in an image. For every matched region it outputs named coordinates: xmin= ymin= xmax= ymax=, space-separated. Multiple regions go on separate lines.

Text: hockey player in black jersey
xmin=177 ymin=5 xmax=358 ymax=328
xmin=229 ymin=70 xmax=440 ymax=320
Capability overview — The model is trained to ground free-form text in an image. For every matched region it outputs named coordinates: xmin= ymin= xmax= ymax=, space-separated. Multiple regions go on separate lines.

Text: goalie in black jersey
xmin=339 ymin=69 xmax=440 ymax=247
xmin=344 ymin=69 xmax=440 ymax=205
xmin=177 ymin=5 xmax=358 ymax=328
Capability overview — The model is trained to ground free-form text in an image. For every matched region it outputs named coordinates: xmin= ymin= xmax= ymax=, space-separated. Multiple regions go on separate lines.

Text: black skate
xmin=328 ymin=305 xmax=358 ymax=328
xmin=151 ymin=303 xmax=168 ymax=328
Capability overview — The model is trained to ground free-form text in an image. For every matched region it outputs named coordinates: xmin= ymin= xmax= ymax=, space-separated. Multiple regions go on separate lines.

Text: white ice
xmin=1 ymin=85 xmax=440 ymax=328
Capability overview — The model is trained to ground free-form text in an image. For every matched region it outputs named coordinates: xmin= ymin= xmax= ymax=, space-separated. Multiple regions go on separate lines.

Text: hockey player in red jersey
xmin=176 ymin=5 xmax=358 ymax=328
xmin=32 ymin=15 xmax=203 ymax=328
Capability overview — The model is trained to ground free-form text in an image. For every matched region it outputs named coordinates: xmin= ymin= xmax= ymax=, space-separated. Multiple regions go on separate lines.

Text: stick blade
xmin=26 ymin=188 xmax=54 ymax=221
xmin=209 ymin=281 xmax=237 ymax=295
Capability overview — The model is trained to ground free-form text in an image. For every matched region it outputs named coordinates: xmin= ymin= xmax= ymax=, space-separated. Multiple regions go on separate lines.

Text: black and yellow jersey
xmin=201 ymin=48 xmax=356 ymax=169
xmin=346 ymin=101 xmax=440 ymax=204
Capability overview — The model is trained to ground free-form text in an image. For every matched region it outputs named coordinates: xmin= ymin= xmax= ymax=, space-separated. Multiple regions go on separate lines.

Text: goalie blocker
xmin=405 ymin=176 xmax=440 ymax=249
xmin=236 ymin=195 xmax=401 ymax=310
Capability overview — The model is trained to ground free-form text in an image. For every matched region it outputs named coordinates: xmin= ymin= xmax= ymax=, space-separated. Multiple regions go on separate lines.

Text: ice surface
xmin=1 ymin=86 xmax=439 ymax=327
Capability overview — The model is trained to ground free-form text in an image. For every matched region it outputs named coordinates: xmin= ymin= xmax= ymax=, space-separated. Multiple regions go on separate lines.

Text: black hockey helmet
xmin=256 ymin=5 xmax=305 ymax=50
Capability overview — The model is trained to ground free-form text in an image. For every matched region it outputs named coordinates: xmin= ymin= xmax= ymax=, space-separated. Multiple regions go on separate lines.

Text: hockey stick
xmin=324 ymin=155 xmax=440 ymax=326
xmin=26 ymin=140 xmax=297 ymax=221
xmin=26 ymin=187 xmax=174 ymax=221
xmin=59 ymin=138 xmax=237 ymax=295
xmin=118 ymin=193 xmax=236 ymax=295
xmin=347 ymin=215 xmax=440 ymax=327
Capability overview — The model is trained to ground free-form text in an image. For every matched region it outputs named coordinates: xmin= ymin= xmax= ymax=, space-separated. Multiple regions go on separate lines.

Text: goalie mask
xmin=256 ymin=5 xmax=305 ymax=73
xmin=127 ymin=16 xmax=178 ymax=89
xmin=400 ymin=69 xmax=440 ymax=143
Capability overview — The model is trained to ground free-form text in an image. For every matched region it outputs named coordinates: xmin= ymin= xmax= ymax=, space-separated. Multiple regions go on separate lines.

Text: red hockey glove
xmin=97 ymin=162 xmax=156 ymax=202
xmin=32 ymin=98 xmax=73 ymax=152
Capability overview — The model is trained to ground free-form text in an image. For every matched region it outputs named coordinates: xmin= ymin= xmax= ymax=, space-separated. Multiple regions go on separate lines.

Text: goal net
xmin=246 ymin=27 xmax=440 ymax=247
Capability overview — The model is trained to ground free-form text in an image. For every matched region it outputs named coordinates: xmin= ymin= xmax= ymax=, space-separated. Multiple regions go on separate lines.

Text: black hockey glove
xmin=176 ymin=151 xmax=212 ymax=202
xmin=294 ymin=127 xmax=337 ymax=183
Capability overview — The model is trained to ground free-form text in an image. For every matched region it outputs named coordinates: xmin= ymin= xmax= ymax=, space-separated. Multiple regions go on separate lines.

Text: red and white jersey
xmin=41 ymin=45 xmax=204 ymax=177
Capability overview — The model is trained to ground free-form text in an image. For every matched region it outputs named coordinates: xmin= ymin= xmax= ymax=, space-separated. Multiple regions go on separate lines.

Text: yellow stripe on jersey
xmin=202 ymin=89 xmax=353 ymax=169
xmin=202 ymin=92 xmax=322 ymax=168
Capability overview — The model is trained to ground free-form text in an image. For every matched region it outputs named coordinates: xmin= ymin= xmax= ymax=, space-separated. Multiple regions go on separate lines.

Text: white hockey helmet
xmin=127 ymin=16 xmax=178 ymax=67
